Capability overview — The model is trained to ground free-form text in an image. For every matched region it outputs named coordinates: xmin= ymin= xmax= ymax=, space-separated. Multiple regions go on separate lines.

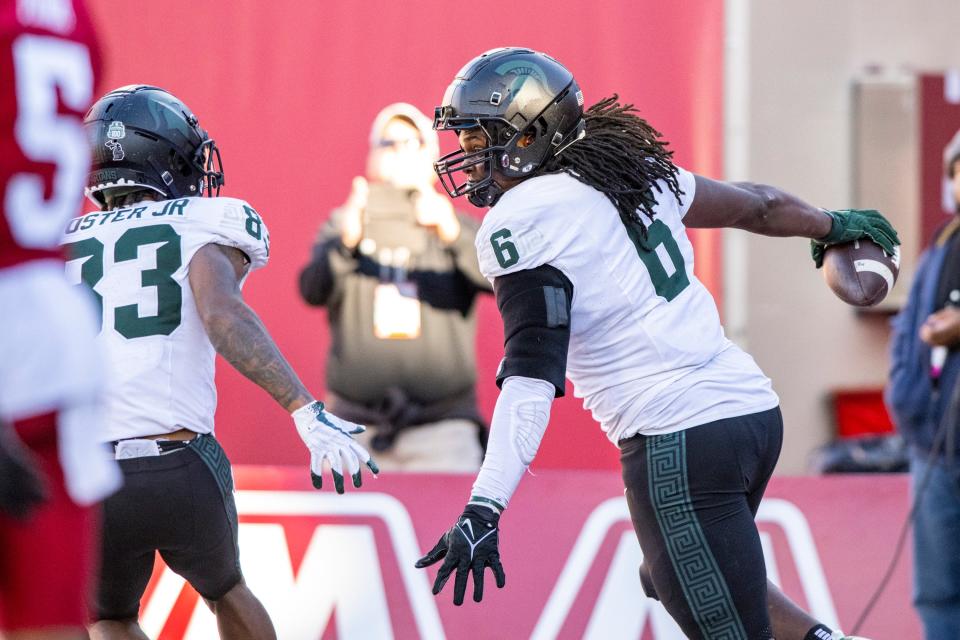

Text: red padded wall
xmin=85 ymin=0 xmax=724 ymax=469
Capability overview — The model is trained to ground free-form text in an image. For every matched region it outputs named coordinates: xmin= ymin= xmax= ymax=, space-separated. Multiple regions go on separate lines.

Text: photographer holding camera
xmin=299 ymin=103 xmax=491 ymax=472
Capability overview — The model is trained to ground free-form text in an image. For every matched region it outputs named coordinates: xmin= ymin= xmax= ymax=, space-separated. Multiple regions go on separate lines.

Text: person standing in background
xmin=887 ymin=129 xmax=960 ymax=639
xmin=0 ymin=1 xmax=121 ymax=637
xmin=300 ymin=103 xmax=492 ymax=472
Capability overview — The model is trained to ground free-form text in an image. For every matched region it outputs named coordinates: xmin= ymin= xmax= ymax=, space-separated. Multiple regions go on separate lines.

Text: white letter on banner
xmin=582 ymin=531 xmax=685 ymax=639
xmin=175 ymin=523 xmax=393 ymax=640
xmin=245 ymin=523 xmax=394 ymax=639
xmin=140 ymin=492 xmax=444 ymax=639
xmin=533 ymin=497 xmax=837 ymax=640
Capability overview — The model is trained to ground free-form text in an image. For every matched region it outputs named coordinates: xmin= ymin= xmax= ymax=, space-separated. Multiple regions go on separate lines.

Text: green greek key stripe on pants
xmin=647 ymin=430 xmax=747 ymax=640
xmin=190 ymin=434 xmax=234 ymax=496
xmin=189 ymin=434 xmax=240 ymax=569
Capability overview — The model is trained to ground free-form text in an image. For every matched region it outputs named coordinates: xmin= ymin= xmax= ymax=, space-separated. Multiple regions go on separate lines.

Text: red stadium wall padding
xmin=84 ymin=0 xmax=725 ymax=469
xmin=137 ymin=468 xmax=917 ymax=639
xmin=920 ymin=74 xmax=960 ymax=250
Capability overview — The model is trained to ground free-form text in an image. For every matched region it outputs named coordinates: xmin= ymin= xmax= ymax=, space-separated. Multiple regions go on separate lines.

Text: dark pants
xmin=620 ymin=407 xmax=783 ymax=640
xmin=94 ymin=434 xmax=241 ymax=620
xmin=911 ymin=449 xmax=960 ymax=639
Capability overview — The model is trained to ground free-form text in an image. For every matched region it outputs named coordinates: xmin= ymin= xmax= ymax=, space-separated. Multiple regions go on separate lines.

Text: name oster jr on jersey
xmin=62 ymin=196 xmax=270 ymax=442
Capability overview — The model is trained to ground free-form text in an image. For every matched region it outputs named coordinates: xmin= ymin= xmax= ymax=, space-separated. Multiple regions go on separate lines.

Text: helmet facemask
xmin=433 ymin=113 xmax=516 ymax=207
xmin=434 ymin=81 xmax=585 ymax=208
xmin=196 ymin=136 xmax=224 ymax=197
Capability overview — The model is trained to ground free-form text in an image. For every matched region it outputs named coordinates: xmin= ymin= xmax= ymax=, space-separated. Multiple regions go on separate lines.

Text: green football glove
xmin=810 ymin=209 xmax=900 ymax=268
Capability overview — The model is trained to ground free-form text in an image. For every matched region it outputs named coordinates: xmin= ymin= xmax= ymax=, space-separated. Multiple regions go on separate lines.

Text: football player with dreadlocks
xmin=62 ymin=85 xmax=378 ymax=640
xmin=415 ymin=47 xmax=895 ymax=640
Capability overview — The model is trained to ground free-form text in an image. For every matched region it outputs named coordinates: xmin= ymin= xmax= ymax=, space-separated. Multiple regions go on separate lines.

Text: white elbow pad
xmin=472 ymin=376 xmax=555 ymax=508
xmin=511 ymin=394 xmax=550 ymax=465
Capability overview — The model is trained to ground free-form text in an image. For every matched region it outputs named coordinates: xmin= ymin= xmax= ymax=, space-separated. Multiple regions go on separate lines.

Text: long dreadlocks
xmin=543 ymin=95 xmax=683 ymax=238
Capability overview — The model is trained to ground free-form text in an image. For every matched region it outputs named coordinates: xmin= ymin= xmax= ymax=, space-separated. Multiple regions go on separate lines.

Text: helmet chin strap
xmin=468 ymin=180 xmax=506 ymax=207
xmin=462 ymin=149 xmax=510 ymax=207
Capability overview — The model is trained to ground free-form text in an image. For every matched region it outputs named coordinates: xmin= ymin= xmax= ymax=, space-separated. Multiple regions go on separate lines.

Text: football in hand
xmin=822 ymin=239 xmax=900 ymax=307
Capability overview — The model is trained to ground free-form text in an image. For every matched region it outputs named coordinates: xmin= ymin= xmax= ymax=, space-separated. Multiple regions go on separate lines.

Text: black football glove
xmin=0 ymin=425 xmax=48 ymax=519
xmin=415 ymin=504 xmax=506 ymax=605
xmin=810 ymin=209 xmax=900 ymax=268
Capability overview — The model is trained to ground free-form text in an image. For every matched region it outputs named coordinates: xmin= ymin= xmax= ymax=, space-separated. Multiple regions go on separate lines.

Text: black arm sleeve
xmin=298 ymin=238 xmax=357 ymax=306
xmin=493 ymin=265 xmax=573 ymax=397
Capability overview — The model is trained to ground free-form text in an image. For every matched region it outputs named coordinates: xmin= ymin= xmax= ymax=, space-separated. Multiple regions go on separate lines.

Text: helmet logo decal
xmin=500 ymin=153 xmax=510 ymax=169
xmin=104 ymin=140 xmax=124 ymax=161
xmin=494 ymin=60 xmax=548 ymax=86
xmin=107 ymin=121 xmax=126 ymax=140
xmin=104 ymin=121 xmax=126 ymax=160
xmin=576 ymin=90 xmax=585 ymax=106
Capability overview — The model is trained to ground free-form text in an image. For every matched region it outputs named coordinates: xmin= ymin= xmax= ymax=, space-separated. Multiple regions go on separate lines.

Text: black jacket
xmin=887 ymin=220 xmax=960 ymax=459
xmin=299 ymin=205 xmax=492 ymax=416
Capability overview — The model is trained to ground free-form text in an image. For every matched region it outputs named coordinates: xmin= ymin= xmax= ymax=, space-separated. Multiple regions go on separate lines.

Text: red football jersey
xmin=0 ymin=0 xmax=100 ymax=269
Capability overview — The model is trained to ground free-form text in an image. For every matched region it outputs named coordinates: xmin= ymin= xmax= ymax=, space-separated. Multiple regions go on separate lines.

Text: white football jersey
xmin=477 ymin=168 xmax=779 ymax=444
xmin=61 ymin=196 xmax=270 ymax=442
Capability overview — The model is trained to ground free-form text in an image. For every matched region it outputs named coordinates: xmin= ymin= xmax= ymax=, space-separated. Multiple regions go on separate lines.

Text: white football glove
xmin=292 ymin=401 xmax=378 ymax=493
